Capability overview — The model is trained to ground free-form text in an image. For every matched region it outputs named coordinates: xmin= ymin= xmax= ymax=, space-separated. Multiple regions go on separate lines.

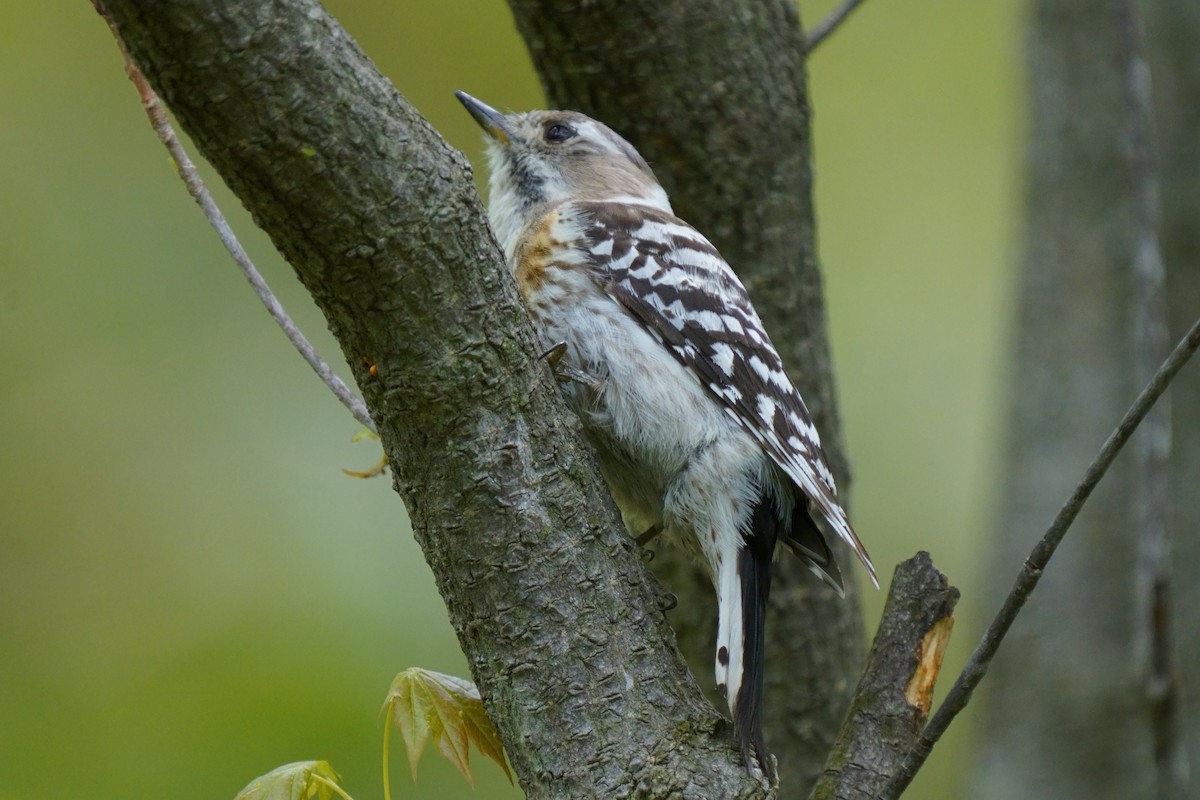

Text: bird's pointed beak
xmin=455 ymin=91 xmax=513 ymax=144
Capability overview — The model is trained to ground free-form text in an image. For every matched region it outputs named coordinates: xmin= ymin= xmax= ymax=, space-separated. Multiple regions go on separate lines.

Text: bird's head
xmin=456 ymin=91 xmax=672 ymax=258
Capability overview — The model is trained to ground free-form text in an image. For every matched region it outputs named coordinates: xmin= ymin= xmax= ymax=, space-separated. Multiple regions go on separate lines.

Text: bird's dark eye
xmin=544 ymin=123 xmax=575 ymax=143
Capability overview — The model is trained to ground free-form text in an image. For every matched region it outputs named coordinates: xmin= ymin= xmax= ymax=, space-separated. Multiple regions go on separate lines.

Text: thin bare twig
xmin=94 ymin=1 xmax=376 ymax=434
xmin=878 ymin=312 xmax=1200 ymax=799
xmin=1112 ymin=0 xmax=1190 ymax=795
xmin=805 ymin=0 xmax=869 ymax=53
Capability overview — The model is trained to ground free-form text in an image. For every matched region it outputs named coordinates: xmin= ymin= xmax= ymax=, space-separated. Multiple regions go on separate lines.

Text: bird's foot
xmin=539 ymin=341 xmax=598 ymax=388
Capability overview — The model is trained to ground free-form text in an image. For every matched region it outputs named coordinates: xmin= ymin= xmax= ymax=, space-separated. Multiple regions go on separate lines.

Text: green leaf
xmin=235 ymin=761 xmax=349 ymax=800
xmin=383 ymin=668 xmax=513 ymax=786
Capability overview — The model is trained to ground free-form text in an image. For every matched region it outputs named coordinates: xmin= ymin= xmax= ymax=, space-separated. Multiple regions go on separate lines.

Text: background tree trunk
xmin=506 ymin=4 xmax=867 ymax=793
xmin=976 ymin=1 xmax=1198 ymax=797
xmin=1146 ymin=0 xmax=1200 ymax=782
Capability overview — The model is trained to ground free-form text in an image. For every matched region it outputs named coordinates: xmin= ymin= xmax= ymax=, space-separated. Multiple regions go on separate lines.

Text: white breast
xmin=515 ymin=206 xmax=769 ymax=538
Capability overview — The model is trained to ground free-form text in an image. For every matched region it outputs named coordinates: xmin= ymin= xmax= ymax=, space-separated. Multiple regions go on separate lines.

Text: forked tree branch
xmin=879 ymin=312 xmax=1200 ymax=798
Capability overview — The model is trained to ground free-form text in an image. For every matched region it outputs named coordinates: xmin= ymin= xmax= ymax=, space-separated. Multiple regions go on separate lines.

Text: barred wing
xmin=576 ymin=201 xmax=876 ymax=585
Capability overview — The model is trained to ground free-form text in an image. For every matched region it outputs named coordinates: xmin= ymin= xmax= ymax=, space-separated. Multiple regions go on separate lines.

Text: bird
xmin=456 ymin=90 xmax=877 ymax=780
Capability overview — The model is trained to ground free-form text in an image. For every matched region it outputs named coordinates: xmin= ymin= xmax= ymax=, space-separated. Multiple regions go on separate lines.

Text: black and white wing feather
xmin=577 ymin=201 xmax=877 ymax=586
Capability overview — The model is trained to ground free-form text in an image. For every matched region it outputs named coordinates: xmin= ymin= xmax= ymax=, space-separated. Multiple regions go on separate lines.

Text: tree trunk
xmin=976 ymin=1 xmax=1198 ymax=797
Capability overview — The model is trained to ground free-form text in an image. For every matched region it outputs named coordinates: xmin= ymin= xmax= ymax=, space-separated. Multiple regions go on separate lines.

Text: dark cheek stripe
xmin=513 ymin=160 xmax=546 ymax=205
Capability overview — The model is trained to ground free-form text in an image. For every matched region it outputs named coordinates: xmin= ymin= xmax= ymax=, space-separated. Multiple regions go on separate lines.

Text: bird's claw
xmin=539 ymin=341 xmax=597 ymax=387
xmin=539 ymin=341 xmax=569 ymax=368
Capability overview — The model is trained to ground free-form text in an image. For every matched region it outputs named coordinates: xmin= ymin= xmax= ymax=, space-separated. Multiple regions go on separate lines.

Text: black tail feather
xmin=734 ymin=497 xmax=779 ymax=779
xmin=783 ymin=500 xmax=845 ymax=596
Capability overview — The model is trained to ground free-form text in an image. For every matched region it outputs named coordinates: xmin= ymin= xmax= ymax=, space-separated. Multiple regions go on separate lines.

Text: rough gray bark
xmin=976 ymin=1 xmax=1198 ymax=797
xmin=97 ymin=1 xmax=766 ymax=796
xmin=505 ymin=4 xmax=867 ymax=793
xmin=810 ymin=553 xmax=958 ymax=800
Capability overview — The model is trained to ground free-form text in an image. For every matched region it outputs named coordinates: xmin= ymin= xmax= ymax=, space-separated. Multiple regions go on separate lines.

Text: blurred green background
xmin=0 ymin=2 xmax=1020 ymax=798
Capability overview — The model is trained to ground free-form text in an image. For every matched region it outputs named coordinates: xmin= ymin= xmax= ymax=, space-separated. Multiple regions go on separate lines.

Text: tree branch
xmin=804 ymin=0 xmax=869 ymax=53
xmin=881 ymin=311 xmax=1200 ymax=798
xmin=95 ymin=1 xmax=375 ymax=434
xmin=96 ymin=0 xmax=764 ymax=795
xmin=809 ymin=553 xmax=958 ymax=800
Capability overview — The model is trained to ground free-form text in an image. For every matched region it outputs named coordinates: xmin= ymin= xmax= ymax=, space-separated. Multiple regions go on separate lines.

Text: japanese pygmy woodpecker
xmin=457 ymin=91 xmax=877 ymax=779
